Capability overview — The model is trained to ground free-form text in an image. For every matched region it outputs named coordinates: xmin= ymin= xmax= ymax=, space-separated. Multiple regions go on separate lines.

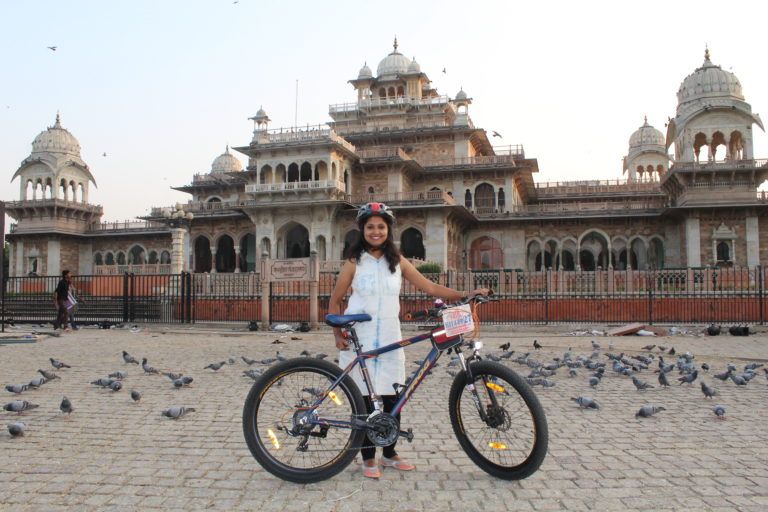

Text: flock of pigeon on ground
xmin=3 ymin=325 xmax=766 ymax=439
xmin=432 ymin=326 xmax=764 ymax=421
xmin=1 ymin=335 xmax=324 ymax=438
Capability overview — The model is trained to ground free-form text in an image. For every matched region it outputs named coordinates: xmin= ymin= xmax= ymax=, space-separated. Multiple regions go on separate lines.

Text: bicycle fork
xmin=457 ymin=345 xmax=499 ymax=424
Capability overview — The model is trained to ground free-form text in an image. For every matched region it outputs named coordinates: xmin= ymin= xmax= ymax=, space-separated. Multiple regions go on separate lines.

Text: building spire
xmin=54 ymin=111 xmax=61 ymax=128
xmin=393 ymin=36 xmax=398 ymax=53
xmin=644 ymin=115 xmax=648 ymax=125
xmin=704 ymin=45 xmax=710 ymax=62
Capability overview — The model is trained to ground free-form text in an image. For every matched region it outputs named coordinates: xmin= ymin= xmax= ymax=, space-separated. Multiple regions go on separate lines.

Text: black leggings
xmin=361 ymin=395 xmax=400 ymax=461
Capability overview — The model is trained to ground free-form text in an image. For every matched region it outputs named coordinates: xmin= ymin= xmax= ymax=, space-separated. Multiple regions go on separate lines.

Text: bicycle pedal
xmin=399 ymin=428 xmax=414 ymax=443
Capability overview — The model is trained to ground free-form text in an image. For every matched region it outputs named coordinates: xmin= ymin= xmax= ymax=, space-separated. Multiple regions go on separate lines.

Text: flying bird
xmin=491 ymin=131 xmax=502 ymax=138
xmin=47 ymin=46 xmax=57 ymax=51
xmin=442 ymin=67 xmax=446 ymax=74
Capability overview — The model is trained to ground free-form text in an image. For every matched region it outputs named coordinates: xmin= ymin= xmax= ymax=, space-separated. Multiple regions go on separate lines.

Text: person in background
xmin=52 ymin=270 xmax=72 ymax=331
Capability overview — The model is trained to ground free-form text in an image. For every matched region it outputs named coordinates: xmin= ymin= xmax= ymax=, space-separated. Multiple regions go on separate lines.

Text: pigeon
xmin=658 ymin=371 xmax=670 ymax=387
xmin=677 ymin=370 xmax=698 ymax=385
xmin=161 ymin=406 xmax=195 ymax=419
xmin=5 ymin=384 xmax=29 ymax=394
xmin=47 ymin=46 xmax=57 ymax=51
xmin=491 ymin=130 xmax=502 ymax=138
xmin=299 ymin=351 xmax=311 ymax=357
xmin=729 ymin=373 xmax=748 ymax=386
xmin=568 ymin=368 xmax=578 ymax=378
xmin=632 ymin=376 xmax=654 ymax=391
xmin=60 ymin=397 xmax=73 ymax=415
xmin=744 ymin=362 xmax=764 ymax=371
xmin=260 ymin=357 xmax=278 ymax=365
xmin=291 ymin=337 xmax=302 ymax=341
xmin=314 ymin=353 xmax=329 ymax=360
xmin=241 ymin=356 xmax=258 ymax=365
xmin=228 ymin=357 xmax=236 ymax=365
xmin=271 ymin=339 xmax=285 ymax=345
xmin=591 ymin=340 xmax=601 ymax=351
xmin=275 ymin=351 xmax=287 ymax=362
xmin=130 ymin=390 xmax=141 ymax=402
xmin=533 ymin=340 xmax=542 ymax=350
xmin=109 ymin=381 xmax=123 ymax=392
xmin=667 ymin=347 xmax=675 ymax=355
xmin=641 ymin=344 xmax=656 ymax=351
xmin=499 ymin=342 xmax=511 ymax=351
xmin=204 ymin=361 xmax=226 ymax=371
xmin=713 ymin=369 xmax=731 ymax=381
xmin=141 ymin=358 xmax=159 ymax=374
xmin=27 ymin=377 xmax=48 ymax=389
xmin=37 ymin=369 xmax=59 ymax=380
xmin=172 ymin=376 xmax=193 ymax=389
xmin=50 ymin=358 xmax=71 ymax=369
xmin=571 ymin=396 xmax=600 ymax=410
xmin=90 ymin=378 xmax=115 ymax=388
xmin=243 ymin=369 xmax=262 ymax=380
xmin=701 ymin=363 xmax=710 ymax=372
xmin=589 ymin=376 xmax=600 ymax=388
xmin=122 ymin=351 xmax=140 ymax=364
xmin=3 ymin=400 xmax=39 ymax=414
xmin=108 ymin=371 xmax=127 ymax=380
xmin=712 ymin=405 xmax=726 ymax=419
xmin=700 ymin=381 xmax=717 ymax=399
xmin=486 ymin=353 xmax=502 ymax=362
xmin=162 ymin=372 xmax=183 ymax=381
xmin=635 ymin=405 xmax=665 ymax=418
xmin=706 ymin=324 xmax=721 ymax=336
xmin=8 ymin=422 xmax=26 ymax=437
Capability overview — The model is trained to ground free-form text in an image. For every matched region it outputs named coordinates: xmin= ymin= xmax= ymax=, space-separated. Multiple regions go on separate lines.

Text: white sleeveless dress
xmin=337 ymin=252 xmax=406 ymax=396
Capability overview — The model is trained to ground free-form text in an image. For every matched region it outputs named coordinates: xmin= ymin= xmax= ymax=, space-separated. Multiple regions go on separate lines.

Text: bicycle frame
xmin=304 ymin=326 xmax=459 ymax=430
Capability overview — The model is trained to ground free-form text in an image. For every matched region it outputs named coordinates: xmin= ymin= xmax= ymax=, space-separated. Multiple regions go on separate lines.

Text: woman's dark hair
xmin=344 ymin=214 xmax=401 ymax=273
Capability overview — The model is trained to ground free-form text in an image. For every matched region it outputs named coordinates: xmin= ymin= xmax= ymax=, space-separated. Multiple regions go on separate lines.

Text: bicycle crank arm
xmin=398 ymin=428 xmax=414 ymax=443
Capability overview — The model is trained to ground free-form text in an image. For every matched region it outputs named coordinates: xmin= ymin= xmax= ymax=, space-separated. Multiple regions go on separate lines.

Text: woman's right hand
xmin=334 ymin=331 xmax=350 ymax=350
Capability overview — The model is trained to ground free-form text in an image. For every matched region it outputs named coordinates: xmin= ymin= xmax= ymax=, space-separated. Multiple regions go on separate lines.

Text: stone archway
xmin=400 ymin=228 xmax=425 ymax=260
xmin=281 ymin=223 xmax=309 ymax=259
xmin=194 ymin=237 xmax=212 ymax=273
xmin=216 ymin=235 xmax=236 ymax=272
xmin=469 ymin=236 xmax=502 ymax=270
xmin=240 ymin=233 xmax=256 ymax=272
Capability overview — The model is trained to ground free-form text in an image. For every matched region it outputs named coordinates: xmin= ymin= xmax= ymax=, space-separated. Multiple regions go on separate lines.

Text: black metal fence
xmin=2 ymin=267 xmax=764 ymax=326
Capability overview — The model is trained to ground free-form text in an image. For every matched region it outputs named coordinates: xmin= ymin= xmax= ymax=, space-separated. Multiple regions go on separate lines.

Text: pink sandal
xmin=380 ymin=456 xmax=415 ymax=471
xmin=362 ymin=461 xmax=381 ymax=479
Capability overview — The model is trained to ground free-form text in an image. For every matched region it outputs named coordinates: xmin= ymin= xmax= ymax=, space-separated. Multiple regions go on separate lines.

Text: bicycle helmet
xmin=356 ymin=202 xmax=395 ymax=224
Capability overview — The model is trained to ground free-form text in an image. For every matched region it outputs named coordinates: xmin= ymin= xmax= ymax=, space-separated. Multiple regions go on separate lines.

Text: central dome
xmin=31 ymin=113 xmax=81 ymax=157
xmin=629 ymin=117 xmax=665 ymax=148
xmin=677 ymin=49 xmax=743 ymax=109
xmin=376 ymin=38 xmax=410 ymax=79
xmin=211 ymin=146 xmax=243 ymax=173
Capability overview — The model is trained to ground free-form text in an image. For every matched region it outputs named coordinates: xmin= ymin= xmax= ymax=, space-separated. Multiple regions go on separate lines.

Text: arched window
xmin=343 ymin=230 xmax=360 ymax=259
xmin=194 ymin=237 xmax=212 ymax=272
xmin=400 ymin=228 xmax=425 ymax=260
xmin=387 ymin=87 xmax=395 ymax=97
xmin=94 ymin=253 xmax=103 ymax=265
xmin=128 ymin=245 xmax=146 ymax=265
xmin=116 ymin=252 xmax=126 ymax=265
xmin=147 ymin=251 xmax=159 ymax=264
xmin=465 ymin=189 xmax=472 ymax=209
xmin=284 ymin=224 xmax=310 ymax=259
xmin=474 ymin=183 xmax=495 ymax=212
xmin=368 ymin=186 xmax=375 ymax=194
xmin=498 ymin=188 xmax=506 ymax=210
xmin=240 ymin=233 xmax=256 ymax=272
xmin=287 ymin=163 xmax=299 ymax=182
xmin=207 ymin=197 xmax=221 ymax=203
xmin=300 ymin=162 xmax=312 ymax=181
xmin=716 ymin=241 xmax=730 ymax=262
xmin=260 ymin=165 xmax=272 ymax=184
xmin=396 ymin=85 xmax=404 ymax=97
xmin=105 ymin=252 xmax=115 ymax=265
xmin=379 ymin=88 xmax=386 ymax=98
xmin=160 ymin=250 xmax=171 ymax=264
xmin=469 ymin=237 xmax=502 ymax=270
xmin=315 ymin=235 xmax=327 ymax=261
xmin=216 ymin=235 xmax=236 ymax=272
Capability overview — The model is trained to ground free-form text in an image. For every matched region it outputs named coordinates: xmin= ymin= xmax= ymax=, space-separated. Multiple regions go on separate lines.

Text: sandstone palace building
xmin=6 ymin=44 xmax=768 ymax=277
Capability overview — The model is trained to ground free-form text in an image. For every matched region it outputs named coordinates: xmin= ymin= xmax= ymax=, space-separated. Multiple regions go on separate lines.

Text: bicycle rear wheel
xmin=242 ymin=358 xmax=367 ymax=483
xmin=449 ymin=360 xmax=548 ymax=480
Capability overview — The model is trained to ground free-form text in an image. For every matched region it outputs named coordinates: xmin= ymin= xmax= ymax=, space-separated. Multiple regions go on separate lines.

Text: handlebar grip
xmin=404 ymin=309 xmax=429 ymax=321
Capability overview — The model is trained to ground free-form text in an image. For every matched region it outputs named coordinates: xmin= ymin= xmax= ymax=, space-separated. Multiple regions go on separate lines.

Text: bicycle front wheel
xmin=242 ymin=358 xmax=367 ymax=483
xmin=449 ymin=360 xmax=548 ymax=480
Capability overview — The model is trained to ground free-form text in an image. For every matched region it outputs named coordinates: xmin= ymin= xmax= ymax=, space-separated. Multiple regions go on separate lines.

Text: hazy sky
xmin=2 ymin=0 xmax=768 ymax=225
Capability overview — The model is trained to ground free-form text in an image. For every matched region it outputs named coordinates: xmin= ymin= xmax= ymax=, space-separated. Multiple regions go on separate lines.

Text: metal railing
xmin=478 ymin=200 xmax=666 ymax=218
xmin=88 ymin=220 xmax=169 ymax=233
xmin=535 ymin=179 xmax=663 ymax=196
xmin=349 ymin=190 xmax=455 ymax=206
xmin=419 ymin=154 xmax=517 ymax=168
xmin=2 ymin=267 xmax=764 ymax=325
xmin=670 ymin=158 xmax=768 ymax=171
xmin=357 ymin=147 xmax=411 ymax=161
xmin=329 ymin=95 xmax=451 ymax=114
xmin=250 ymin=125 xmax=356 ymax=153
xmin=245 ymin=180 xmax=346 ymax=194
xmin=5 ymin=199 xmax=103 ymax=212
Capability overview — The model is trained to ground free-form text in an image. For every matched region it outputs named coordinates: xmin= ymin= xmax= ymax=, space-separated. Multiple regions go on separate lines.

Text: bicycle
xmin=242 ymin=294 xmax=548 ymax=483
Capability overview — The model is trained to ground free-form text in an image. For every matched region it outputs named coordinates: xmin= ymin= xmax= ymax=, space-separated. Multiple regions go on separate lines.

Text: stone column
xmin=14 ymin=241 xmax=23 ymax=277
xmin=424 ymin=209 xmax=447 ymax=269
xmin=746 ymin=215 xmax=759 ymax=267
xmin=309 ymin=251 xmax=319 ymax=329
xmin=685 ymin=215 xmax=701 ymax=267
xmin=234 ymin=246 xmax=241 ymax=273
xmin=170 ymin=228 xmax=188 ymax=275
xmin=261 ymin=252 xmax=270 ymax=330
xmin=47 ymin=240 xmax=61 ymax=277
xmin=210 ymin=248 xmax=218 ymax=273
xmin=504 ymin=229 xmax=525 ymax=269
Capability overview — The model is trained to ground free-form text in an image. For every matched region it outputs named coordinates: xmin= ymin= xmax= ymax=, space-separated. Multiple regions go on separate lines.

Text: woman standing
xmin=328 ymin=202 xmax=489 ymax=479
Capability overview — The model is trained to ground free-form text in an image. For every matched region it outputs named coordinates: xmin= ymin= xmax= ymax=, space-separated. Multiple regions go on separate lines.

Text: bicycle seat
xmin=324 ymin=314 xmax=372 ymax=328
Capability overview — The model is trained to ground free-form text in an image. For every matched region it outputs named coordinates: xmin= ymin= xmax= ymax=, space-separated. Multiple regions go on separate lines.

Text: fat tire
xmin=242 ymin=358 xmax=367 ymax=483
xmin=448 ymin=360 xmax=548 ymax=480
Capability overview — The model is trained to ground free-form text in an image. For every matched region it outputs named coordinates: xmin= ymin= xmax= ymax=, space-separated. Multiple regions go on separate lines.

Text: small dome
xmin=407 ymin=57 xmax=421 ymax=73
xmin=357 ymin=62 xmax=372 ymax=79
xmin=255 ymin=107 xmax=267 ymax=118
xmin=677 ymin=49 xmax=743 ymax=107
xmin=211 ymin=146 xmax=243 ymax=173
xmin=376 ymin=38 xmax=410 ymax=78
xmin=31 ymin=113 xmax=81 ymax=157
xmin=456 ymin=88 xmax=468 ymax=101
xmin=629 ymin=117 xmax=665 ymax=148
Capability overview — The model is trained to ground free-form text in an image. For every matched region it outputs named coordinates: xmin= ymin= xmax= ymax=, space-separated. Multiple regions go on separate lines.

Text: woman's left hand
xmin=469 ymin=288 xmax=491 ymax=297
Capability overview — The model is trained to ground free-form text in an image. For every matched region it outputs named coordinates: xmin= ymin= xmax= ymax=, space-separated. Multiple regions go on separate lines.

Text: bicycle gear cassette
xmin=365 ymin=412 xmax=400 ymax=447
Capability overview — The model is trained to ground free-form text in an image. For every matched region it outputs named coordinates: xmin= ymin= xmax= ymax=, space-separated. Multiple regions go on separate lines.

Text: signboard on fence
xmin=261 ymin=256 xmax=318 ymax=282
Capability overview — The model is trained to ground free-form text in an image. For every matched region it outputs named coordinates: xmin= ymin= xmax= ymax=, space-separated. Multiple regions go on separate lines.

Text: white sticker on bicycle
xmin=442 ymin=304 xmax=475 ymax=338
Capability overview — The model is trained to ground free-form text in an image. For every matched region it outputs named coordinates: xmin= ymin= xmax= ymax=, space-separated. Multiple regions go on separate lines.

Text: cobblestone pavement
xmin=1 ymin=324 xmax=767 ymax=511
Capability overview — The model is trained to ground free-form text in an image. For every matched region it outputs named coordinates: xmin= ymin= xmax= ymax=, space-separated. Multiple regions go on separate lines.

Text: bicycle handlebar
xmin=404 ymin=290 xmax=494 ymax=321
